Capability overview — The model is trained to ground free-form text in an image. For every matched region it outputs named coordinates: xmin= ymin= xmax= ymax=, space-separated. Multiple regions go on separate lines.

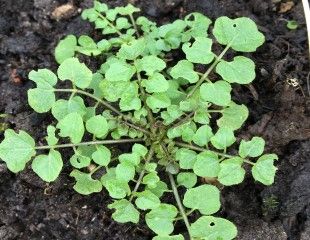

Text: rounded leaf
xmin=86 ymin=115 xmax=109 ymax=138
xmin=193 ymin=151 xmax=220 ymax=177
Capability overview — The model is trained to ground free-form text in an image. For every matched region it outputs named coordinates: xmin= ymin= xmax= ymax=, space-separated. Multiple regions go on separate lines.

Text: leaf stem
xmin=54 ymin=88 xmax=150 ymax=135
xmin=95 ymin=12 xmax=122 ymax=36
xmin=129 ymin=146 xmax=155 ymax=201
xmin=168 ymin=173 xmax=192 ymax=239
xmin=129 ymin=14 xmax=140 ymax=37
xmin=35 ymin=138 xmax=144 ymax=150
xmin=174 ymin=141 xmax=234 ymax=158
xmin=186 ymin=44 xmax=231 ymax=99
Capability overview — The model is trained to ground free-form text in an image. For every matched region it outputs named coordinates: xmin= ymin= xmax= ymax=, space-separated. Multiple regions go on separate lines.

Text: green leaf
xmin=117 ymin=38 xmax=146 ymax=60
xmin=136 ymin=55 xmax=166 ymax=76
xmin=143 ymin=172 xmax=160 ymax=188
xmin=146 ymin=93 xmax=171 ymax=111
xmin=190 ymin=216 xmax=237 ymax=240
xmin=0 ymin=129 xmax=36 ymax=173
xmin=218 ymin=157 xmax=245 ymax=186
xmin=51 ymin=96 xmax=87 ymax=121
xmin=32 ymin=149 xmax=63 ymax=182
xmin=216 ymin=56 xmax=256 ymax=84
xmin=108 ymin=199 xmax=140 ymax=224
xmin=28 ymin=88 xmax=55 ymax=113
xmin=116 ymin=162 xmax=135 ymax=182
xmin=117 ymin=4 xmax=140 ymax=15
xmin=104 ymin=178 xmax=131 ymax=199
xmin=194 ymin=107 xmax=210 ymax=124
xmin=145 ymin=204 xmax=178 ymax=236
xmin=217 ymin=102 xmax=249 ymax=130
xmin=57 ymin=57 xmax=93 ymax=89
xmin=183 ymin=12 xmax=211 ymax=40
xmin=55 ymin=35 xmax=77 ymax=64
xmin=142 ymin=73 xmax=169 ymax=93
xmin=132 ymin=144 xmax=148 ymax=158
xmin=46 ymin=125 xmax=58 ymax=146
xmin=239 ymin=136 xmax=265 ymax=158
xmin=135 ymin=190 xmax=161 ymax=210
xmin=153 ymin=235 xmax=184 ymax=240
xmin=287 ymin=20 xmax=298 ymax=30
xmin=86 ymin=115 xmax=109 ymax=138
xmin=175 ymin=148 xmax=197 ymax=170
xmin=192 ymin=125 xmax=213 ymax=146
xmin=77 ymin=35 xmax=101 ymax=56
xmin=119 ymin=82 xmax=141 ymax=111
xmin=100 ymin=80 xmax=130 ymax=102
xmin=147 ymin=181 xmax=168 ymax=198
xmin=106 ymin=60 xmax=136 ymax=82
xmin=200 ymin=81 xmax=231 ymax=106
xmin=182 ymin=37 xmax=214 ymax=64
xmin=252 ymin=154 xmax=278 ymax=185
xmin=56 ymin=112 xmax=84 ymax=144
xmin=92 ymin=146 xmax=111 ymax=166
xmin=193 ymin=151 xmax=220 ymax=177
xmin=93 ymin=1 xmax=108 ymax=12
xmin=70 ymin=154 xmax=90 ymax=169
xmin=161 ymin=105 xmax=183 ymax=125
xmin=210 ymin=127 xmax=236 ymax=150
xmin=183 ymin=185 xmax=220 ymax=215
xmin=70 ymin=170 xmax=103 ymax=195
xmin=177 ymin=172 xmax=197 ymax=188
xmin=213 ymin=16 xmax=265 ymax=52
xmin=28 ymin=69 xmax=57 ymax=89
xmin=170 ymin=60 xmax=199 ymax=83
xmin=116 ymin=17 xmax=131 ymax=30
xmin=119 ymin=152 xmax=140 ymax=166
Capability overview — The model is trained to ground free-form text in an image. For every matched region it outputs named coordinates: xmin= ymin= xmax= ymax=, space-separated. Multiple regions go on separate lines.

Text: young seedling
xmin=0 ymin=1 xmax=278 ymax=239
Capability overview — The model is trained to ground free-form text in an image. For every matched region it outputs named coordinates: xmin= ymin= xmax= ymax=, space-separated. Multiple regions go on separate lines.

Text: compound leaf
xmin=0 ymin=129 xmax=35 ymax=173
xmin=32 ymin=149 xmax=63 ymax=182
xmin=239 ymin=136 xmax=265 ymax=158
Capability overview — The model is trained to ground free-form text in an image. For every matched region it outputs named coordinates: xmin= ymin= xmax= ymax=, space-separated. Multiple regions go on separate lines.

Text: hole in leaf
xmin=210 ymin=222 xmax=215 ymax=226
xmin=233 ymin=24 xmax=237 ymax=27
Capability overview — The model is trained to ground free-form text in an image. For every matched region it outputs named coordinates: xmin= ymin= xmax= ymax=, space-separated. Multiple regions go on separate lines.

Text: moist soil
xmin=0 ymin=0 xmax=309 ymax=239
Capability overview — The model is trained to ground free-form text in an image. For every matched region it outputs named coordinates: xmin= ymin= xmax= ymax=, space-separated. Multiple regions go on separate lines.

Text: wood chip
xmin=51 ymin=3 xmax=77 ymax=21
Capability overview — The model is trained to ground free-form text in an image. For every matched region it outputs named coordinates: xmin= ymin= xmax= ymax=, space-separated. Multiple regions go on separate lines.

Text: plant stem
xmin=35 ymin=138 xmax=144 ymax=150
xmin=186 ymin=44 xmax=231 ymax=99
xmin=129 ymin=14 xmax=140 ymax=37
xmin=129 ymin=146 xmax=155 ymax=201
xmin=170 ymin=112 xmax=194 ymax=129
xmin=168 ymin=173 xmax=192 ymax=239
xmin=54 ymin=88 xmax=150 ymax=135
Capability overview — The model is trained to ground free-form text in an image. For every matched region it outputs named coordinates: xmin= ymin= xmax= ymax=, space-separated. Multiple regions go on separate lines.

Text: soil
xmin=0 ymin=0 xmax=309 ymax=239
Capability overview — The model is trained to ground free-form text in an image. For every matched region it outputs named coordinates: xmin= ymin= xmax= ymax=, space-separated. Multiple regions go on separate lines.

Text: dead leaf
xmin=52 ymin=3 xmax=77 ymax=21
xmin=279 ymin=1 xmax=295 ymax=13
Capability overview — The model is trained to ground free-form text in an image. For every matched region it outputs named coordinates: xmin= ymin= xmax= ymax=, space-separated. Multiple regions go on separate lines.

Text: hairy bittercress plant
xmin=0 ymin=1 xmax=278 ymax=239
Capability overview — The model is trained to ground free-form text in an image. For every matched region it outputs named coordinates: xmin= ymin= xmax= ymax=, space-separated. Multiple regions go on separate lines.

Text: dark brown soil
xmin=0 ymin=0 xmax=309 ymax=239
